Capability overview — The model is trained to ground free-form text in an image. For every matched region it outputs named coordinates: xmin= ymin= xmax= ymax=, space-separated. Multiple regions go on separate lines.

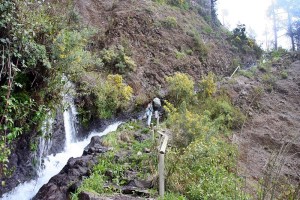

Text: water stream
xmin=2 ymin=122 xmax=120 ymax=200
xmin=1 ymin=80 xmax=122 ymax=200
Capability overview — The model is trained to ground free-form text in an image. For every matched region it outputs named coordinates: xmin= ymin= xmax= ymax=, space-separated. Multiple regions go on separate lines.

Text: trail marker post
xmin=230 ymin=65 xmax=240 ymax=78
xmin=157 ymin=131 xmax=168 ymax=197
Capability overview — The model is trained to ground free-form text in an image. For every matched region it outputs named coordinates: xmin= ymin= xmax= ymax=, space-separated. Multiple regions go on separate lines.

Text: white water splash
xmin=62 ymin=76 xmax=78 ymax=146
xmin=38 ymin=113 xmax=53 ymax=170
xmin=1 ymin=122 xmax=121 ymax=200
xmin=2 ymin=76 xmax=122 ymax=200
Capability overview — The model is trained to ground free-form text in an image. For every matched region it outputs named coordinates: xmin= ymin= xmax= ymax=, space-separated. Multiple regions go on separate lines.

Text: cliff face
xmin=74 ymin=0 xmax=258 ymax=96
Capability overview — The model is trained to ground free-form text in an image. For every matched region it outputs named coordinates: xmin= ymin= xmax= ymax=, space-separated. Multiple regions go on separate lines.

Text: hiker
xmin=152 ymin=97 xmax=162 ymax=119
xmin=145 ymin=102 xmax=153 ymax=127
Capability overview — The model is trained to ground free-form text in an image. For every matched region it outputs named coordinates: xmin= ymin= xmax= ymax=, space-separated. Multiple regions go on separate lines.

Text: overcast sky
xmin=217 ymin=0 xmax=290 ymax=49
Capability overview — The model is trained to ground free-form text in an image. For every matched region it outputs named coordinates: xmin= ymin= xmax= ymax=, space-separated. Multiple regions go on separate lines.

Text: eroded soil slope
xmin=229 ymin=60 xmax=300 ymax=196
xmin=74 ymin=0 xmax=257 ymax=95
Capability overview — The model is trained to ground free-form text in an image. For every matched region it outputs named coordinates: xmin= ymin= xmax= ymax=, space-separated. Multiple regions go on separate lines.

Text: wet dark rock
xmin=121 ymin=185 xmax=150 ymax=197
xmin=78 ymin=191 xmax=103 ymax=200
xmin=124 ymin=170 xmax=138 ymax=181
xmin=33 ymin=136 xmax=108 ymax=200
xmin=83 ymin=136 xmax=110 ymax=155
xmin=78 ymin=191 xmax=149 ymax=200
xmin=105 ymin=170 xmax=114 ymax=180
xmin=68 ymin=181 xmax=82 ymax=194
xmin=124 ymin=179 xmax=153 ymax=190
xmin=0 ymin=133 xmax=38 ymax=196
xmin=48 ymin=109 xmax=66 ymax=155
xmin=133 ymin=133 xmax=148 ymax=142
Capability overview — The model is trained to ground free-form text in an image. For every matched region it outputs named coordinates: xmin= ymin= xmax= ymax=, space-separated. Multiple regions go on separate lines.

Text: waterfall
xmin=1 ymin=78 xmax=122 ymax=200
xmin=37 ymin=114 xmax=53 ymax=170
xmin=1 ymin=122 xmax=121 ymax=200
xmin=62 ymin=78 xmax=78 ymax=148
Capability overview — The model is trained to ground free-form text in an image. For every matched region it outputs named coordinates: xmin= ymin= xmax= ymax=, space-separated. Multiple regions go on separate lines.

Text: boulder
xmin=33 ymin=136 xmax=109 ymax=200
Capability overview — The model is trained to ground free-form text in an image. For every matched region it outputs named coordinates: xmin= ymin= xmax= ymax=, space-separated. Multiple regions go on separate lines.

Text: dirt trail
xmin=232 ymin=60 xmax=300 ymax=195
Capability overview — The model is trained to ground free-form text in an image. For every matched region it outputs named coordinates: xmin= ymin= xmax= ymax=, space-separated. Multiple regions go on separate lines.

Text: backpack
xmin=153 ymin=97 xmax=161 ymax=107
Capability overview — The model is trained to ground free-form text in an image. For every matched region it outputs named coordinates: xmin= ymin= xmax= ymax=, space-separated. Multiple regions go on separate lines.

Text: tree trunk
xmin=287 ymin=11 xmax=295 ymax=51
xmin=272 ymin=1 xmax=278 ymax=50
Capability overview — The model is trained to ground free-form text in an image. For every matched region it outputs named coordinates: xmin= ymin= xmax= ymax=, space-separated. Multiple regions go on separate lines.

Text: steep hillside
xmin=74 ymin=0 xmax=259 ymax=95
xmin=0 ymin=0 xmax=262 ymax=197
xmin=224 ymin=54 xmax=300 ymax=198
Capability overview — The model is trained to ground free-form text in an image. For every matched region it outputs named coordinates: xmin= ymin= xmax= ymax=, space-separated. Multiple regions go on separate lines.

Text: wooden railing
xmin=151 ymin=115 xmax=169 ymax=197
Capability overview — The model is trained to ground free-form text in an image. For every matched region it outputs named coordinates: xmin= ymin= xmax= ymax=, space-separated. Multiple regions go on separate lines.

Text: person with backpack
xmin=145 ymin=102 xmax=153 ymax=127
xmin=152 ymin=97 xmax=162 ymax=119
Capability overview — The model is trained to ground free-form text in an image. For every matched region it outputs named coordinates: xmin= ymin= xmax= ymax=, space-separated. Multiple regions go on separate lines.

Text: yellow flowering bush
xmin=166 ymin=72 xmax=194 ymax=106
xmin=199 ymin=72 xmax=217 ymax=98
xmin=95 ymin=74 xmax=133 ymax=119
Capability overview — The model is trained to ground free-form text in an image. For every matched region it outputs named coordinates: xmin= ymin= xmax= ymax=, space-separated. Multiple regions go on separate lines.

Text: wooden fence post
xmin=159 ymin=153 xmax=165 ymax=196
xmin=151 ymin=123 xmax=154 ymax=142
xmin=230 ymin=65 xmax=240 ymax=78
xmin=157 ymin=131 xmax=168 ymax=197
xmin=156 ymin=114 xmax=159 ymax=129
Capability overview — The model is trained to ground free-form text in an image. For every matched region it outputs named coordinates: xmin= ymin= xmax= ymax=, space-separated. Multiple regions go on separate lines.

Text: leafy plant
xmin=52 ymin=28 xmax=103 ymax=76
xmin=262 ymin=74 xmax=276 ymax=92
xmin=72 ymin=121 xmax=158 ymax=199
xmin=162 ymin=16 xmax=178 ymax=29
xmin=198 ymin=72 xmax=217 ymax=98
xmin=175 ymin=50 xmax=186 ymax=59
xmin=166 ymin=72 xmax=194 ymax=106
xmin=190 ymin=30 xmax=208 ymax=59
xmin=95 ymin=74 xmax=133 ymax=119
xmin=280 ymin=70 xmax=288 ymax=79
xmin=101 ymin=45 xmax=136 ymax=74
xmin=154 ymin=0 xmax=189 ymax=9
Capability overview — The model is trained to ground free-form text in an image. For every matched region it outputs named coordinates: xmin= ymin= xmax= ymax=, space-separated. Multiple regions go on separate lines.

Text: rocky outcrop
xmin=48 ymin=109 xmax=66 ymax=155
xmin=33 ymin=136 xmax=110 ymax=200
xmin=78 ymin=191 xmax=154 ymax=200
xmin=0 ymin=133 xmax=38 ymax=196
xmin=0 ymin=110 xmax=66 ymax=197
xmin=33 ymin=123 xmax=156 ymax=200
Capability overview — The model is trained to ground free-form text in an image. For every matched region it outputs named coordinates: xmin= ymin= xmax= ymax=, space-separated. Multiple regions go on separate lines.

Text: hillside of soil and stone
xmin=2 ymin=0 xmax=299 ymax=200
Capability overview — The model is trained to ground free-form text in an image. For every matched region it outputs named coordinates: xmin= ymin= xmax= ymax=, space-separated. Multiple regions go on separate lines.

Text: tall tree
xmin=275 ymin=0 xmax=300 ymax=51
xmin=267 ymin=0 xmax=279 ymax=50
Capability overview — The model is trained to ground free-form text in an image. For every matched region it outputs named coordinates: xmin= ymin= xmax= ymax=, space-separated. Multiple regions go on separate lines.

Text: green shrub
xmin=230 ymin=24 xmax=263 ymax=59
xmin=163 ymin=80 xmax=248 ymax=199
xmin=280 ymin=70 xmax=288 ymax=79
xmin=262 ymin=74 xmax=276 ymax=92
xmin=162 ymin=16 xmax=178 ymax=29
xmin=191 ymin=30 xmax=208 ymax=59
xmin=198 ymin=72 xmax=217 ymax=98
xmin=53 ymin=28 xmax=102 ymax=75
xmin=238 ymin=69 xmax=255 ymax=79
xmin=203 ymin=25 xmax=213 ymax=34
xmin=101 ymin=45 xmax=136 ymax=74
xmin=271 ymin=47 xmax=287 ymax=59
xmin=154 ymin=0 xmax=189 ymax=9
xmin=249 ymin=86 xmax=264 ymax=108
xmin=95 ymin=74 xmax=133 ymax=119
xmin=158 ymin=193 xmax=187 ymax=200
xmin=258 ymin=60 xmax=271 ymax=73
xmin=205 ymin=96 xmax=246 ymax=130
xmin=166 ymin=134 xmax=247 ymax=200
xmin=166 ymin=72 xmax=194 ymax=106
xmin=175 ymin=50 xmax=186 ymax=59
xmin=185 ymin=49 xmax=193 ymax=55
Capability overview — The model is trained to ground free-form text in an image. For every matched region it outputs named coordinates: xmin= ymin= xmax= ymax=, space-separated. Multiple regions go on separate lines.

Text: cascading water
xmin=1 ymin=79 xmax=122 ymax=200
xmin=37 ymin=113 xmax=53 ymax=170
xmin=62 ymin=79 xmax=78 ymax=147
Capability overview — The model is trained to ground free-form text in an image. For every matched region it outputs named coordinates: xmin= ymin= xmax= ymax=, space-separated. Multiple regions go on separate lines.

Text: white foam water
xmin=2 ymin=76 xmax=122 ymax=200
xmin=1 ymin=122 xmax=121 ymax=200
